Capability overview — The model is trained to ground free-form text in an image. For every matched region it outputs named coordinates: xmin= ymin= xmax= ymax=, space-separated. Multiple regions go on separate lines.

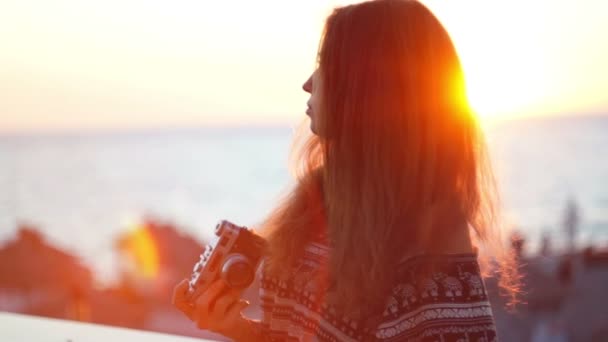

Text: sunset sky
xmin=1 ymin=0 xmax=607 ymax=133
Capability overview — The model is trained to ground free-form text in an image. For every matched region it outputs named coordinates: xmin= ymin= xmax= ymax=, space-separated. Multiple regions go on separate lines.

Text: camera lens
xmin=221 ymin=255 xmax=254 ymax=289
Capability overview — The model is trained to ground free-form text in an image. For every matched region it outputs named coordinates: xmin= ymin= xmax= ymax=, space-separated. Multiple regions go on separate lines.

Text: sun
xmin=463 ymin=53 xmax=549 ymax=121
xmin=423 ymin=0 xmax=553 ymax=121
xmin=456 ymin=31 xmax=551 ymax=121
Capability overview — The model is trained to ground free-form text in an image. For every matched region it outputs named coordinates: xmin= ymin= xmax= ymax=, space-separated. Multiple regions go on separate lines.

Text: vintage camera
xmin=187 ymin=220 xmax=266 ymax=301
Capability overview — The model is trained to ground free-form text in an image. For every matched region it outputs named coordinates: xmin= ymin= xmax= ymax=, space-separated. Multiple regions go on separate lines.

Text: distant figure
xmin=563 ymin=197 xmax=580 ymax=254
xmin=511 ymin=230 xmax=526 ymax=259
xmin=539 ymin=230 xmax=552 ymax=257
xmin=557 ymin=256 xmax=573 ymax=286
xmin=173 ymin=1 xmax=518 ymax=340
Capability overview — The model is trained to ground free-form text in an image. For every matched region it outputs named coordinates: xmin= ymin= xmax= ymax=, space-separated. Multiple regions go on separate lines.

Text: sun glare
xmin=1 ymin=0 xmax=606 ymax=131
xmin=423 ymin=0 xmax=557 ymax=121
xmin=463 ymin=52 xmax=549 ymax=121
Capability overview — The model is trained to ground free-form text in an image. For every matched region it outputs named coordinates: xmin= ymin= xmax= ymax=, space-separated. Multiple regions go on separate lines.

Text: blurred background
xmin=0 ymin=0 xmax=606 ymax=341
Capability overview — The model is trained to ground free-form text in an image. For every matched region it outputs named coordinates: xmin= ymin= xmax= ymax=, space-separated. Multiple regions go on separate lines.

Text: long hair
xmin=259 ymin=0 xmax=519 ymax=320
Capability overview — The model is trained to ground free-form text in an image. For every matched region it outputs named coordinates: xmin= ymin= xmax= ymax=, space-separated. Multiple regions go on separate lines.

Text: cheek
xmin=311 ymin=102 xmax=319 ymax=116
xmin=311 ymin=95 xmax=322 ymax=116
xmin=312 ymin=103 xmax=321 ymax=122
xmin=309 ymin=108 xmax=317 ymax=123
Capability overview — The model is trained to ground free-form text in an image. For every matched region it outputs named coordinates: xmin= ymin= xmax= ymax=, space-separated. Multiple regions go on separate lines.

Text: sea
xmin=0 ymin=115 xmax=606 ymax=284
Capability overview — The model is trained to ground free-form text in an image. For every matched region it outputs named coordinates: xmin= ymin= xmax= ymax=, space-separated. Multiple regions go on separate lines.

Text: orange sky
xmin=1 ymin=0 xmax=607 ymax=133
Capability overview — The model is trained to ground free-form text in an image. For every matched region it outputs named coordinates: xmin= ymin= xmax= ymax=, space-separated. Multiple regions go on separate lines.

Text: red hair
xmin=259 ymin=0 xmax=519 ymax=319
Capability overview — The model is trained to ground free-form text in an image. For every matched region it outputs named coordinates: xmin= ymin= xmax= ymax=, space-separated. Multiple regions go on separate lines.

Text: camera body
xmin=187 ymin=220 xmax=266 ymax=301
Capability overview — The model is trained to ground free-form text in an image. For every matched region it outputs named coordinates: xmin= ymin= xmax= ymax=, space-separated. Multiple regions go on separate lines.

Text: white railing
xmin=0 ymin=312 xmax=216 ymax=342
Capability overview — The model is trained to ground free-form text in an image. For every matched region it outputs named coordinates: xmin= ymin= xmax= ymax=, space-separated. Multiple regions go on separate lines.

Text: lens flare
xmin=122 ymin=225 xmax=159 ymax=279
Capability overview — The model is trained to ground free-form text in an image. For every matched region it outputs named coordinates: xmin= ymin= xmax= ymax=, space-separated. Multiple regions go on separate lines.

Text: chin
xmin=308 ymin=118 xmax=317 ymax=135
xmin=310 ymin=123 xmax=317 ymax=135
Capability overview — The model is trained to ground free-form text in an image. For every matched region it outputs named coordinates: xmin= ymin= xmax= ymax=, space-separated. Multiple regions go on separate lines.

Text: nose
xmin=302 ymin=74 xmax=312 ymax=94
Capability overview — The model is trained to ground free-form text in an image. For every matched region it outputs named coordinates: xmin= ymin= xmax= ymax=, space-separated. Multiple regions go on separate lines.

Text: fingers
xmin=172 ymin=279 xmax=194 ymax=318
xmin=177 ymin=277 xmax=250 ymax=335
xmin=216 ymin=300 xmax=250 ymax=335
xmin=195 ymin=278 xmax=227 ymax=311
xmin=213 ymin=291 xmax=239 ymax=317
xmin=193 ymin=279 xmax=228 ymax=329
xmin=225 ymin=300 xmax=249 ymax=322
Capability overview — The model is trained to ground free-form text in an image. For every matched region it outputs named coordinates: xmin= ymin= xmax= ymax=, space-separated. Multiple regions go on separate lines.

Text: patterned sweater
xmin=259 ymin=233 xmax=497 ymax=341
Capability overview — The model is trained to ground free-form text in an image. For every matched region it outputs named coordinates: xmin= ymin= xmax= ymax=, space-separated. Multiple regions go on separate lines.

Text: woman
xmin=173 ymin=0 xmax=518 ymax=340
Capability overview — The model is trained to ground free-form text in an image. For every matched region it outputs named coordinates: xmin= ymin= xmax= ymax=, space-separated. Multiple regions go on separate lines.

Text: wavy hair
xmin=259 ymin=0 xmax=519 ymax=320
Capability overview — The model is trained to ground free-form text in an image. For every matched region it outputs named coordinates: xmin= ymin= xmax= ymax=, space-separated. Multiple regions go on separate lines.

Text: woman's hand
xmin=172 ymin=278 xmax=250 ymax=340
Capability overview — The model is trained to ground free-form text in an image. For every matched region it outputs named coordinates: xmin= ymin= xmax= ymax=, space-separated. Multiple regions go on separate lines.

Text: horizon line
xmin=1 ymin=111 xmax=606 ymax=138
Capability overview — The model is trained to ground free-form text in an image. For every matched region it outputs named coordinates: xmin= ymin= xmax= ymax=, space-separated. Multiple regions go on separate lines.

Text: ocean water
xmin=0 ymin=115 xmax=606 ymax=283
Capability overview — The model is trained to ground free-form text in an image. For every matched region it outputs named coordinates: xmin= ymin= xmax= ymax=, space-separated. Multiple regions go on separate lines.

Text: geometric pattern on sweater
xmin=260 ymin=235 xmax=498 ymax=341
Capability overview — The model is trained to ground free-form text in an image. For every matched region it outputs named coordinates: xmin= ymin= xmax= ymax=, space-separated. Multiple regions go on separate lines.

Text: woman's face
xmin=302 ymin=68 xmax=323 ymax=135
